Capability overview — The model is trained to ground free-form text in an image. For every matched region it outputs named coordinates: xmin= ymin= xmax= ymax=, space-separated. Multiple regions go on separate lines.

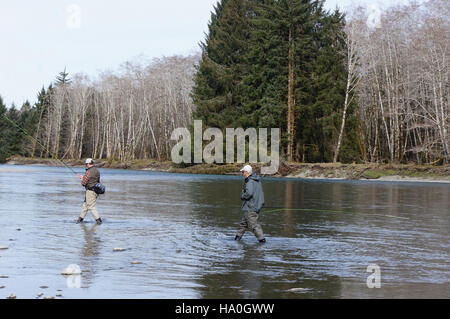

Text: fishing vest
xmin=85 ymin=166 xmax=100 ymax=190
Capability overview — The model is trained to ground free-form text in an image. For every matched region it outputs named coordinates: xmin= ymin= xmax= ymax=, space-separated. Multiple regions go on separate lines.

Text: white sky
xmin=0 ymin=0 xmax=421 ymax=107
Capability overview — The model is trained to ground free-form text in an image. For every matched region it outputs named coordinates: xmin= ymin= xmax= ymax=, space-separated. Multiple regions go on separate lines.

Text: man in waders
xmin=77 ymin=158 xmax=102 ymax=225
xmin=235 ymin=165 xmax=266 ymax=243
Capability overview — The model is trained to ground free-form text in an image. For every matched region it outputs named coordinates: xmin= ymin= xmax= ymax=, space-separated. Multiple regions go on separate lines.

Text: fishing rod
xmin=2 ymin=113 xmax=80 ymax=177
xmin=261 ymin=206 xmax=409 ymax=220
xmin=220 ymin=205 xmax=367 ymax=215
xmin=262 ymin=206 xmax=363 ymax=214
xmin=222 ymin=205 xmax=408 ymax=220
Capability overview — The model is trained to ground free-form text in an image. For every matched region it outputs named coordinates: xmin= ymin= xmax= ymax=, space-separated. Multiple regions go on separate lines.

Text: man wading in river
xmin=235 ymin=165 xmax=266 ymax=243
xmin=77 ymin=158 xmax=102 ymax=225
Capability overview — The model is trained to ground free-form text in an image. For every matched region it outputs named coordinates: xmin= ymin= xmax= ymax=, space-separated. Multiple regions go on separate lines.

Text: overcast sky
xmin=0 ymin=0 xmax=419 ymax=107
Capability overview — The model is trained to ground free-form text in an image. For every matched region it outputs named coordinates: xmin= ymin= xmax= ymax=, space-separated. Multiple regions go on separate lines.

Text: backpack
xmin=93 ymin=183 xmax=106 ymax=195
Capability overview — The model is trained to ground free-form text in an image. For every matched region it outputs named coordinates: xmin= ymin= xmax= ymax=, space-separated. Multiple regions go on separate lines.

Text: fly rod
xmin=261 ymin=207 xmax=409 ymax=220
xmin=221 ymin=205 xmax=409 ymax=220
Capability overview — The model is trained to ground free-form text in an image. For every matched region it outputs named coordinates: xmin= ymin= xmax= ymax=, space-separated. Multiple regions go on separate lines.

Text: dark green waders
xmin=236 ymin=211 xmax=264 ymax=241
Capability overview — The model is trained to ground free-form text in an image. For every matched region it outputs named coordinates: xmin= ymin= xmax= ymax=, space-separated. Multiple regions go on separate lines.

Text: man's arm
xmin=241 ymin=180 xmax=254 ymax=200
xmin=81 ymin=171 xmax=90 ymax=186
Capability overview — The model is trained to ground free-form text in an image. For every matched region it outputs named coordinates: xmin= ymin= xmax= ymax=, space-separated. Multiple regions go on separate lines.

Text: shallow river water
xmin=0 ymin=165 xmax=448 ymax=299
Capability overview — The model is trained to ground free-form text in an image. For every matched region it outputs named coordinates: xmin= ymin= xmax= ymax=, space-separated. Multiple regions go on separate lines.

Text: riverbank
xmin=4 ymin=156 xmax=450 ymax=183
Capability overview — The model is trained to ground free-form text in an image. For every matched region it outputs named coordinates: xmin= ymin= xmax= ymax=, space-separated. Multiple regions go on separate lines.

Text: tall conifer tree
xmin=242 ymin=0 xmax=321 ymax=160
xmin=192 ymin=0 xmax=251 ymax=128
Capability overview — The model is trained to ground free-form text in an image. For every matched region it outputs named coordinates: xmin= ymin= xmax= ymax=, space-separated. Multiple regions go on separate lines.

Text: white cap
xmin=240 ymin=165 xmax=252 ymax=174
xmin=85 ymin=158 xmax=94 ymax=164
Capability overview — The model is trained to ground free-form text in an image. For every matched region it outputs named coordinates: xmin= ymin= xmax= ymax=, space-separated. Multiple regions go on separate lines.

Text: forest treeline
xmin=0 ymin=56 xmax=197 ymax=162
xmin=0 ymin=0 xmax=448 ymax=165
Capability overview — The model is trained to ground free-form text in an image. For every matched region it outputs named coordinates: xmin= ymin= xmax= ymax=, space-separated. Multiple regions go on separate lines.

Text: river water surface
xmin=0 ymin=165 xmax=448 ymax=299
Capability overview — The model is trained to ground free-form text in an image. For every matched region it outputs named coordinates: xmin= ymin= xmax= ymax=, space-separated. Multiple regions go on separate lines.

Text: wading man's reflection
xmin=197 ymin=245 xmax=266 ymax=298
xmin=78 ymin=223 xmax=101 ymax=288
xmin=236 ymin=246 xmax=265 ymax=298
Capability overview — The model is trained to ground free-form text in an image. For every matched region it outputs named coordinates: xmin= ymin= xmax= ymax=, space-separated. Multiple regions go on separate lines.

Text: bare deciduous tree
xmin=348 ymin=0 xmax=449 ymax=164
xmin=38 ymin=54 xmax=199 ymax=161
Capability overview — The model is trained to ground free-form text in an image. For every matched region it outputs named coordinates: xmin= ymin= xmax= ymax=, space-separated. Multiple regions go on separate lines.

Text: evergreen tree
xmin=241 ymin=1 xmax=356 ymax=162
xmin=0 ymin=98 xmax=22 ymax=161
xmin=56 ymin=67 xmax=71 ymax=85
xmin=192 ymin=0 xmax=252 ymax=129
xmin=240 ymin=0 xmax=287 ymax=129
xmin=18 ymin=100 xmax=38 ymax=157
xmin=193 ymin=0 xmax=354 ymax=163
xmin=4 ymin=104 xmax=22 ymax=157
xmin=242 ymin=0 xmax=323 ymax=160
xmin=32 ymin=86 xmax=52 ymax=157
xmin=55 ymin=70 xmax=71 ymax=159
xmin=0 ymin=96 xmax=9 ymax=162
xmin=297 ymin=8 xmax=352 ymax=162
xmin=194 ymin=0 xmax=356 ymax=163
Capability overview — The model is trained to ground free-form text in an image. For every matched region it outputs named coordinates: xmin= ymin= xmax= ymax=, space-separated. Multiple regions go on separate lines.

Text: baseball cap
xmin=240 ymin=165 xmax=252 ymax=174
xmin=85 ymin=158 xmax=94 ymax=165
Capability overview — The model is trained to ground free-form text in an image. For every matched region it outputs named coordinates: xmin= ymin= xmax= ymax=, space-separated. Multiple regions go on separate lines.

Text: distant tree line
xmin=0 ymin=0 xmax=447 ymax=165
xmin=0 ymin=56 xmax=197 ymax=162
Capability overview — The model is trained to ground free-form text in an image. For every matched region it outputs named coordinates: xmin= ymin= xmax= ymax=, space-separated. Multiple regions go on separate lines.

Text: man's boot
xmin=234 ymin=235 xmax=242 ymax=241
xmin=96 ymin=218 xmax=102 ymax=225
xmin=259 ymin=238 xmax=266 ymax=243
xmin=76 ymin=217 xmax=84 ymax=224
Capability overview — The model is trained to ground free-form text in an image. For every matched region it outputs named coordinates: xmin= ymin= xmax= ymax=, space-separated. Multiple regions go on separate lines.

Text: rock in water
xmin=0 ymin=246 xmax=8 ymax=250
xmin=6 ymin=293 xmax=16 ymax=299
xmin=287 ymin=288 xmax=307 ymax=292
xmin=44 ymin=296 xmax=55 ymax=300
xmin=61 ymin=264 xmax=82 ymax=275
xmin=113 ymin=248 xmax=126 ymax=252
